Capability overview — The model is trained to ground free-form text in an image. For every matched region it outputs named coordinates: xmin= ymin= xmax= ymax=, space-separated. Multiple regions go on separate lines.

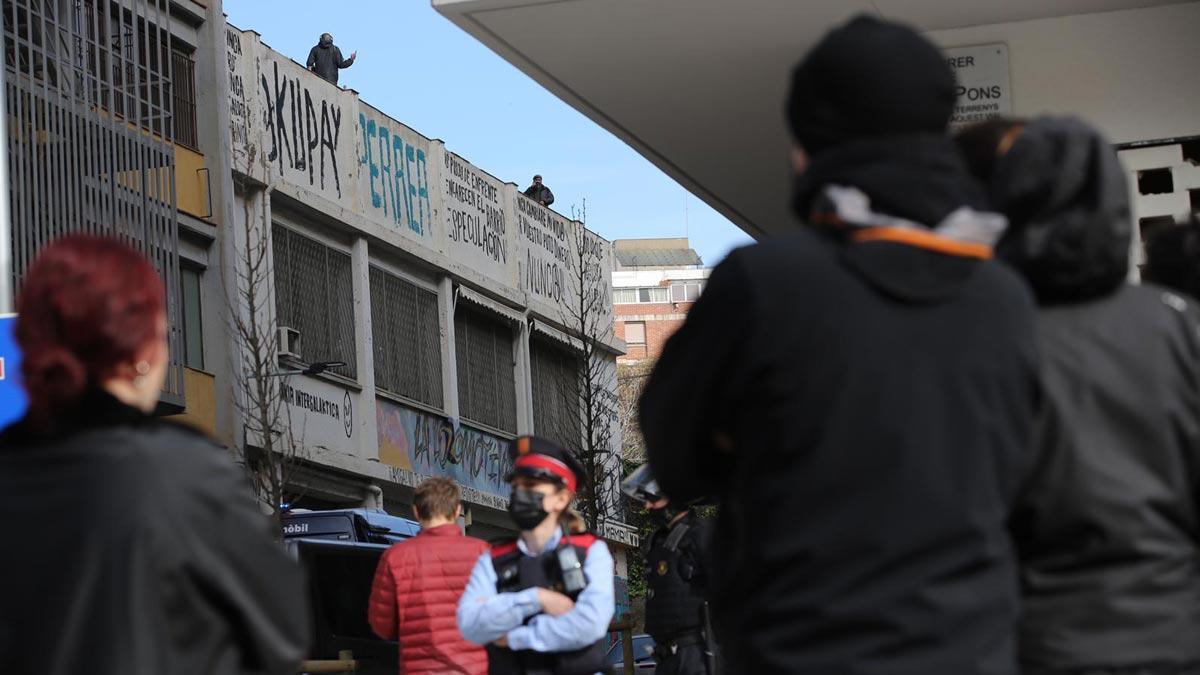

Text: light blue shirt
xmin=456 ymin=528 xmax=615 ymax=653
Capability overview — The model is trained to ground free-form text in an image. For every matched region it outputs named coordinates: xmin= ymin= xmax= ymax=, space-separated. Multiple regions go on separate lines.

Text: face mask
xmin=508 ymin=488 xmax=549 ymax=530
xmin=650 ymin=507 xmax=678 ymax=528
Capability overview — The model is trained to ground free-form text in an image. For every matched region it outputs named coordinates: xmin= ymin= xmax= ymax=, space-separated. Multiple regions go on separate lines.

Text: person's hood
xmin=318 ymin=37 xmax=333 ymax=48
xmin=795 ymin=135 xmax=1007 ymax=304
xmin=989 ymin=116 xmax=1131 ymax=304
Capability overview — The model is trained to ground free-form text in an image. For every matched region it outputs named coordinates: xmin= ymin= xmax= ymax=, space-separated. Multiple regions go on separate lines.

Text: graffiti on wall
xmin=517 ymin=195 xmax=571 ymax=306
xmin=377 ymin=397 xmax=513 ymax=503
xmin=359 ymin=112 xmax=433 ymax=238
xmin=444 ymin=152 xmax=507 ymax=271
xmin=260 ymin=59 xmax=345 ymax=198
xmin=227 ymin=28 xmax=250 ymax=169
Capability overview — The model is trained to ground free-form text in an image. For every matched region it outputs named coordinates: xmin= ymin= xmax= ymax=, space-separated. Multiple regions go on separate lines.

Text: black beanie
xmin=786 ymin=15 xmax=957 ymax=155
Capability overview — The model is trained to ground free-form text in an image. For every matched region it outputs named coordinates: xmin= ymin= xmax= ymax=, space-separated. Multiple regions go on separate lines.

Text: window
xmin=1138 ymin=168 xmax=1174 ymax=196
xmin=170 ymin=48 xmax=198 ymax=149
xmin=272 ymin=224 xmax=357 ymax=378
xmin=1191 ymin=188 xmax=1200 ymax=215
xmin=614 ymin=287 xmax=671 ymax=304
xmin=1139 ymin=215 xmax=1177 ymax=242
xmin=670 ymin=281 xmax=703 ymax=303
xmin=454 ymin=308 xmax=517 ymax=433
xmin=530 ymin=339 xmax=582 ymax=448
xmin=370 ymin=266 xmax=443 ymax=408
xmin=613 ymin=288 xmax=638 ymax=304
xmin=624 ymin=321 xmax=646 ymax=345
xmin=180 ymin=265 xmax=204 ymax=370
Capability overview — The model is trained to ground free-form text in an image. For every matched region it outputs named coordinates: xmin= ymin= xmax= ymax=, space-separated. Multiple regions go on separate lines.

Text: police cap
xmin=506 ymin=436 xmax=586 ymax=492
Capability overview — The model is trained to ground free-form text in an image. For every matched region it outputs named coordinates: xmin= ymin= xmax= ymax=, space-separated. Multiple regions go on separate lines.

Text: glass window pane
xmin=181 ymin=267 xmax=204 ymax=370
xmin=638 ymin=288 xmax=650 ymax=303
xmin=648 ymin=287 xmax=669 ymax=303
xmin=613 ymin=288 xmax=637 ymax=304
xmin=670 ymin=284 xmax=686 ymax=302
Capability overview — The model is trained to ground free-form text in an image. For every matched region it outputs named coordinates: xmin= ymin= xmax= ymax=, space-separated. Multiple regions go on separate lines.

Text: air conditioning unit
xmin=277 ymin=326 xmax=301 ymax=359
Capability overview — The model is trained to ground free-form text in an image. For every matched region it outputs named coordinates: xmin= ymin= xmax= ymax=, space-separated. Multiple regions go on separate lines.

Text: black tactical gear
xmin=644 ymin=512 xmax=714 ymax=675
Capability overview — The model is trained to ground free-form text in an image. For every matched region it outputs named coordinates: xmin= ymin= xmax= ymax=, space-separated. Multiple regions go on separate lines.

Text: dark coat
xmin=640 ymin=137 xmax=1039 ymax=675
xmin=990 ymin=118 xmax=1200 ymax=673
xmin=0 ymin=391 xmax=309 ymax=675
xmin=523 ymin=183 xmax=554 ymax=207
xmin=306 ymin=40 xmax=354 ymax=85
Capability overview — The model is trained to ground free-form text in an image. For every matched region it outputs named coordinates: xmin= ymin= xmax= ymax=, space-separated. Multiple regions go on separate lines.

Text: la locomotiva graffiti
xmin=377 ymin=398 xmax=513 ymax=500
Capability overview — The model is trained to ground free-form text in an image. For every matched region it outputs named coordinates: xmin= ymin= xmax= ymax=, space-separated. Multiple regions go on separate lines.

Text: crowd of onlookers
xmin=1 ymin=13 xmax=1199 ymax=675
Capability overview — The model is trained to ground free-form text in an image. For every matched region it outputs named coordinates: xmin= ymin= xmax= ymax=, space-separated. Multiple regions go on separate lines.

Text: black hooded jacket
xmin=306 ymin=37 xmax=354 ymax=85
xmin=991 ymin=118 xmax=1200 ymax=673
xmin=0 ymin=391 xmax=310 ymax=675
xmin=640 ymin=137 xmax=1039 ymax=675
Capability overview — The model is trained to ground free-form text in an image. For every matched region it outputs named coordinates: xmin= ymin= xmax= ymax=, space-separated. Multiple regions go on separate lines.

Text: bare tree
xmin=547 ymin=201 xmax=623 ymax=530
xmin=226 ymin=139 xmax=307 ymax=528
xmin=617 ymin=360 xmax=655 ymax=464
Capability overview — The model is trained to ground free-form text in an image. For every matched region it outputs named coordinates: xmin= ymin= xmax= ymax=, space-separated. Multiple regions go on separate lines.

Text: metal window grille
xmin=169 ymin=48 xmax=195 ymax=149
xmin=369 ymin=266 xmax=443 ymax=409
xmin=272 ymin=224 xmax=357 ymax=378
xmin=454 ymin=306 xmax=517 ymax=434
xmin=4 ymin=0 xmax=184 ymax=404
xmin=530 ymin=338 xmax=582 ymax=448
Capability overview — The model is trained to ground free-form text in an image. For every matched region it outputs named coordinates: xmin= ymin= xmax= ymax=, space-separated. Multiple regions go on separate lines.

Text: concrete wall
xmin=928 ymin=3 xmax=1200 ymax=145
xmin=216 ymin=24 xmax=632 ymax=536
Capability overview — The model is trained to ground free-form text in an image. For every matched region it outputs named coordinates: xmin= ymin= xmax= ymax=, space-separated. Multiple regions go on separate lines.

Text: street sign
xmin=0 ymin=314 xmax=25 ymax=429
xmin=946 ymin=43 xmax=1012 ymax=130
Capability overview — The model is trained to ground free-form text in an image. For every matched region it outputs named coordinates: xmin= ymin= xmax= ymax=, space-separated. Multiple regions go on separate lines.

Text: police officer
xmin=622 ymin=465 xmax=716 ymax=675
xmin=457 ymin=436 xmax=615 ymax=675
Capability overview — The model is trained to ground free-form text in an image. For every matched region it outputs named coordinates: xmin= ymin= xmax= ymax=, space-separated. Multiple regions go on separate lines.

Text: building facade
xmin=612 ymin=238 xmax=709 ymax=363
xmin=3 ymin=0 xmax=637 ymax=559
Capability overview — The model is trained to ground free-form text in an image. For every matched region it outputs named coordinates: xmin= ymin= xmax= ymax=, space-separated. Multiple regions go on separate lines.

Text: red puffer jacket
xmin=369 ymin=524 xmax=489 ymax=674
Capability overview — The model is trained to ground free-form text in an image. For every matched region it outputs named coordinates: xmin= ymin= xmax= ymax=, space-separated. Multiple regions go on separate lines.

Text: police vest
xmin=644 ymin=516 xmax=708 ymax=642
xmin=485 ymin=533 xmax=608 ymax=675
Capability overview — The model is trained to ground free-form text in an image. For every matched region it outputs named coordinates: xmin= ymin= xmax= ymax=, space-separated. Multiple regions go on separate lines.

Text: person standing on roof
xmin=638 ymin=14 xmax=1039 ymax=674
xmin=306 ymin=33 xmax=356 ymax=86
xmin=522 ymin=175 xmax=554 ymax=207
xmin=369 ymin=477 xmax=489 ymax=675
xmin=457 ymin=436 xmax=614 ymax=675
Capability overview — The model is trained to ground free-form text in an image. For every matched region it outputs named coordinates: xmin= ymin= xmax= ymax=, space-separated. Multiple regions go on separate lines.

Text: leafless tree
xmin=226 ymin=139 xmax=307 ymax=528
xmin=617 ymin=360 xmax=655 ymax=464
xmin=543 ymin=200 xmax=623 ymax=529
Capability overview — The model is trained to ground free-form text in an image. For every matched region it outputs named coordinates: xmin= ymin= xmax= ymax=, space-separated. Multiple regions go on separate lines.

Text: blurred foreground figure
xmin=958 ymin=117 xmax=1200 ymax=675
xmin=1143 ymin=215 xmax=1200 ymax=301
xmin=621 ymin=465 xmax=717 ymax=675
xmin=0 ymin=235 xmax=309 ymax=675
xmin=639 ymin=15 xmax=1039 ymax=674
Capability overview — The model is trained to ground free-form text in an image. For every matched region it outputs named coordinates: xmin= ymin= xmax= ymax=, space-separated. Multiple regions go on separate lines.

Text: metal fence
xmin=272 ymin=223 xmax=357 ymax=379
xmin=3 ymin=0 xmax=183 ymax=403
xmin=454 ymin=306 xmax=517 ymax=434
xmin=530 ymin=337 xmax=582 ymax=448
xmin=369 ymin=265 xmax=442 ymax=409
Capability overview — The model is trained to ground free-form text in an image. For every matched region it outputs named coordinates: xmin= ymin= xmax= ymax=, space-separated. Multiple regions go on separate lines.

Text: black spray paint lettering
xmin=260 ymin=60 xmax=342 ymax=196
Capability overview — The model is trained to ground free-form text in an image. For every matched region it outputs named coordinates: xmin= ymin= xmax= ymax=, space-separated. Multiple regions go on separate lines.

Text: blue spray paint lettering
xmin=359 ymin=113 xmax=431 ymax=237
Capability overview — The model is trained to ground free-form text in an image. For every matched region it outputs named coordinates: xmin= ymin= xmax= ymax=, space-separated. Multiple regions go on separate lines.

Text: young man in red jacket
xmin=369 ymin=477 xmax=489 ymax=674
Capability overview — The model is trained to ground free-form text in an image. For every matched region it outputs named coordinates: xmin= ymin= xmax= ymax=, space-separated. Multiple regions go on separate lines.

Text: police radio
xmin=557 ymin=526 xmax=588 ymax=594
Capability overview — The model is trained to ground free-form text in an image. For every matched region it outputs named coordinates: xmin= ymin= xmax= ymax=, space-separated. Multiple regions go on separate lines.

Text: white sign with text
xmin=945 ymin=43 xmax=1011 ymax=129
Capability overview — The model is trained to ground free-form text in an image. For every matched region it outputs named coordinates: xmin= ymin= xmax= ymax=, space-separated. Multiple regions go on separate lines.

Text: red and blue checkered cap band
xmin=513 ymin=454 xmax=577 ymax=492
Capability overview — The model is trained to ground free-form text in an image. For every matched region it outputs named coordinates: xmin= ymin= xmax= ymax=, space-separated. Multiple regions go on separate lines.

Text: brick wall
xmin=615 ymin=302 xmax=694 ymax=362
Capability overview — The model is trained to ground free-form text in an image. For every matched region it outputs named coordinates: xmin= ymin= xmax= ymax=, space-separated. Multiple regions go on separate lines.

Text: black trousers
xmin=655 ymin=643 xmax=710 ymax=675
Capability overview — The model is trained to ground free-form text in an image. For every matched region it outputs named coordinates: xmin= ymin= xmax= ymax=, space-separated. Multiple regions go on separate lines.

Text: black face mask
xmin=650 ymin=507 xmax=680 ymax=528
xmin=508 ymin=488 xmax=549 ymax=530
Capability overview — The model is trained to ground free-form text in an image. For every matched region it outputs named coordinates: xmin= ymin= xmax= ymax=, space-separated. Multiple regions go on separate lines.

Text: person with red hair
xmin=0 ymin=234 xmax=310 ymax=675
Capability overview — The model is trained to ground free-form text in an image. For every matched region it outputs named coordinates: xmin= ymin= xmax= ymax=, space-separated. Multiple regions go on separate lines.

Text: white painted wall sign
xmin=945 ymin=43 xmax=1011 ymax=129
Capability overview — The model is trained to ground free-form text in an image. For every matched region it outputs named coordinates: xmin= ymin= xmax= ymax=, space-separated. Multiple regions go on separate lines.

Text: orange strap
xmin=851 ymin=226 xmax=993 ymax=260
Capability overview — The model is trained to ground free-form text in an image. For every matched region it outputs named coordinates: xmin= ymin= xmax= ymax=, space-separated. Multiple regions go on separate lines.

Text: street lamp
xmin=247 ymin=360 xmax=347 ymax=379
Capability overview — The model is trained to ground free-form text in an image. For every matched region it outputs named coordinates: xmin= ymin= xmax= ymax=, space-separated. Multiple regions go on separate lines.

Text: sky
xmin=222 ymin=0 xmax=753 ymax=268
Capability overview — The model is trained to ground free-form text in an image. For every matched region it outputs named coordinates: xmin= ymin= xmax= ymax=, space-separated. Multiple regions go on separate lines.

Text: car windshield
xmin=605 ymin=635 xmax=655 ymax=664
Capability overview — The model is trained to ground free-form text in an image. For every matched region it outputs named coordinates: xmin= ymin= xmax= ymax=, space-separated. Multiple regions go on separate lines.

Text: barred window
xmin=370 ymin=266 xmax=443 ymax=409
xmin=272 ymin=224 xmax=357 ymax=378
xmin=454 ymin=308 xmax=517 ymax=433
xmin=530 ymin=339 xmax=582 ymax=448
